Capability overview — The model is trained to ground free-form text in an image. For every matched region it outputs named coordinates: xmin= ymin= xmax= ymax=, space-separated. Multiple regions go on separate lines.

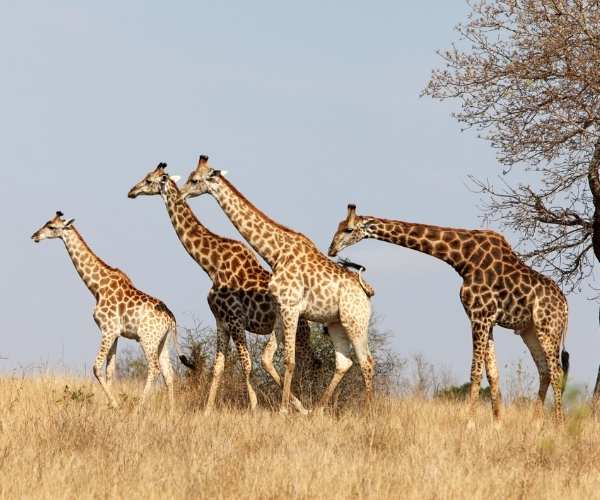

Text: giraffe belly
xmin=121 ymin=331 xmax=140 ymax=341
xmin=496 ymin=309 xmax=532 ymax=331
xmin=302 ymin=301 xmax=339 ymax=324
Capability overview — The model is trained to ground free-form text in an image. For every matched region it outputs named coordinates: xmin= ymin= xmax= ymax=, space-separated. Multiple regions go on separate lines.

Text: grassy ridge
xmin=1 ymin=376 xmax=599 ymax=499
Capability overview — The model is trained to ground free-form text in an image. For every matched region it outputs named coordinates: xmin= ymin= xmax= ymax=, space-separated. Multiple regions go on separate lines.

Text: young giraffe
xmin=31 ymin=211 xmax=191 ymax=409
xmin=328 ymin=204 xmax=570 ymax=423
xmin=128 ymin=163 xmax=318 ymax=413
xmin=179 ymin=156 xmax=375 ymax=413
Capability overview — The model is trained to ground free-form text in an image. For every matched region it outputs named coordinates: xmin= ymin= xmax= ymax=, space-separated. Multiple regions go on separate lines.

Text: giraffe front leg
xmin=278 ymin=307 xmax=300 ymax=415
xmin=484 ymin=334 xmax=502 ymax=423
xmin=260 ymin=329 xmax=308 ymax=414
xmin=106 ymin=337 xmax=118 ymax=387
xmin=205 ymin=322 xmax=230 ymax=415
xmin=467 ymin=318 xmax=493 ymax=429
xmin=93 ymin=330 xmax=120 ymax=409
xmin=230 ymin=326 xmax=258 ymax=412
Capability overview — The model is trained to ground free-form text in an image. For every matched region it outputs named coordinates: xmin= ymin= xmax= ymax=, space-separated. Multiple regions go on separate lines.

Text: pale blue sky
xmin=2 ymin=1 xmax=598 ymax=389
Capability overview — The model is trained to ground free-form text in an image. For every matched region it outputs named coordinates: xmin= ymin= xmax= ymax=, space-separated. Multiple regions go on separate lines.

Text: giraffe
xmin=328 ymin=204 xmax=570 ymax=423
xmin=128 ymin=163 xmax=318 ymax=413
xmin=31 ymin=211 xmax=192 ymax=409
xmin=179 ymin=155 xmax=375 ymax=413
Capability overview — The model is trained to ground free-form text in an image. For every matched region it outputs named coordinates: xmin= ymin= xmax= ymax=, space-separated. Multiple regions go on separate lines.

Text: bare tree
xmin=423 ymin=0 xmax=600 ymax=292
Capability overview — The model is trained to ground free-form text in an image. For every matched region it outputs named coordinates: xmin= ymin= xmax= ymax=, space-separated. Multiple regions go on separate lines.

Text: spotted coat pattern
xmin=179 ymin=156 xmax=374 ymax=413
xmin=128 ymin=164 xmax=318 ymax=412
xmin=328 ymin=205 xmax=569 ymax=422
xmin=32 ymin=212 xmax=180 ymax=409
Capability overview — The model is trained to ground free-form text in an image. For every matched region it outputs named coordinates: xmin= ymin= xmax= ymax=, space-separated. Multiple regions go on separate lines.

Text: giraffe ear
xmin=64 ymin=218 xmax=75 ymax=228
xmin=210 ymin=169 xmax=226 ymax=178
xmin=169 ymin=175 xmax=181 ymax=183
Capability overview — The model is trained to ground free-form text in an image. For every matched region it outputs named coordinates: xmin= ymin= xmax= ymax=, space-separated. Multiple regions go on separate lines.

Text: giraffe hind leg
xmin=535 ymin=326 xmax=565 ymax=424
xmin=317 ymin=323 xmax=353 ymax=409
xmin=139 ymin=335 xmax=161 ymax=406
xmin=158 ymin=332 xmax=175 ymax=410
xmin=342 ymin=315 xmax=373 ymax=406
xmin=230 ymin=325 xmax=258 ymax=411
xmin=521 ymin=326 xmax=550 ymax=418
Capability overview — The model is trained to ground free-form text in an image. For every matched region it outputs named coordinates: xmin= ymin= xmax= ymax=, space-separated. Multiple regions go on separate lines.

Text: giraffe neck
xmin=61 ymin=228 xmax=113 ymax=298
xmin=210 ymin=177 xmax=297 ymax=267
xmin=366 ymin=217 xmax=471 ymax=274
xmin=162 ymin=179 xmax=223 ymax=282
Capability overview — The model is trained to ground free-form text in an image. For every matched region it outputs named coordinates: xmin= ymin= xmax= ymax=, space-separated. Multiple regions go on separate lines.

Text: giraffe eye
xmin=192 ymin=179 xmax=199 ymax=184
xmin=344 ymin=228 xmax=353 ymax=234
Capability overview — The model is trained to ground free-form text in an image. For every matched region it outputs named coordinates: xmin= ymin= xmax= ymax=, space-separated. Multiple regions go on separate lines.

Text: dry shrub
xmin=118 ymin=317 xmax=405 ymax=412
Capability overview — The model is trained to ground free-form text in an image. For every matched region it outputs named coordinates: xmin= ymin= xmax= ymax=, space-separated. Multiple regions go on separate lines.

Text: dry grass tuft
xmin=1 ymin=375 xmax=600 ymax=499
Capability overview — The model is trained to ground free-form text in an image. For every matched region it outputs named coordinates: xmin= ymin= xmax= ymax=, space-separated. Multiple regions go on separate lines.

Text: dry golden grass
xmin=1 ymin=375 xmax=600 ymax=499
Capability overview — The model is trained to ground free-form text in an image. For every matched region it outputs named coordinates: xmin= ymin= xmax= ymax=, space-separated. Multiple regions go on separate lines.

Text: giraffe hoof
xmin=466 ymin=419 xmax=476 ymax=431
xmin=493 ymin=420 xmax=503 ymax=431
xmin=279 ymin=407 xmax=290 ymax=416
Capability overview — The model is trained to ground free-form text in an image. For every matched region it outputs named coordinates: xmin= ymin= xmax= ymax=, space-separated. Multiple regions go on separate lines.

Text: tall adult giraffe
xmin=128 ymin=163 xmax=317 ymax=413
xmin=328 ymin=204 xmax=570 ymax=423
xmin=31 ymin=211 xmax=191 ymax=409
xmin=180 ymin=156 xmax=375 ymax=413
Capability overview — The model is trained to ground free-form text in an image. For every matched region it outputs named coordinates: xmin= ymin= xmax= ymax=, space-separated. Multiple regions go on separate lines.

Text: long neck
xmin=162 ymin=180 xmax=223 ymax=281
xmin=61 ymin=228 xmax=113 ymax=298
xmin=366 ymin=217 xmax=471 ymax=273
xmin=209 ymin=177 xmax=297 ymax=268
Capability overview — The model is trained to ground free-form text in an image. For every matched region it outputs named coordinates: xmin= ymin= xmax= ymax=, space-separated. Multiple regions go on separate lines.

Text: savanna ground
xmin=2 ymin=327 xmax=600 ymax=499
xmin=1 ymin=376 xmax=600 ymax=500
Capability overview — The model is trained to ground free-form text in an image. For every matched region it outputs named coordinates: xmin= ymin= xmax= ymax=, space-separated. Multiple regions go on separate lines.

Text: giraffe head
xmin=179 ymin=155 xmax=227 ymax=200
xmin=31 ymin=211 xmax=76 ymax=243
xmin=327 ymin=204 xmax=373 ymax=257
xmin=128 ymin=163 xmax=181 ymax=199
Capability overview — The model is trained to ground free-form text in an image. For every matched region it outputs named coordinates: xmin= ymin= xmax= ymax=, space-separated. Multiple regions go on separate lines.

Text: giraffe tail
xmin=170 ymin=323 xmax=196 ymax=370
xmin=560 ymin=314 xmax=569 ymax=392
xmin=357 ymin=270 xmax=375 ymax=298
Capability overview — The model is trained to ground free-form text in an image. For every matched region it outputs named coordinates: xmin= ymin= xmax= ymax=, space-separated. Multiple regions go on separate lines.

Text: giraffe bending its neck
xmin=32 ymin=211 xmax=191 ymax=409
xmin=328 ymin=205 xmax=570 ymax=424
xmin=180 ymin=156 xmax=374 ymax=413
xmin=128 ymin=163 xmax=318 ymax=413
